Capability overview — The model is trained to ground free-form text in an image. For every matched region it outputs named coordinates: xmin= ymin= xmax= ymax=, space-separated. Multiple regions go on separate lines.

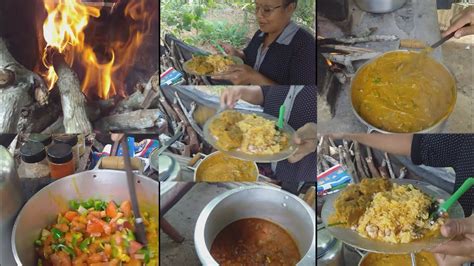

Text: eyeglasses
xmin=255 ymin=4 xmax=284 ymax=17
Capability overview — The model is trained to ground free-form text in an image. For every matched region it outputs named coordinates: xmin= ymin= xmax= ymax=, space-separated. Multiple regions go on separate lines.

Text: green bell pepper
xmin=79 ymin=237 xmax=91 ymax=252
xmin=51 ymin=228 xmax=64 ymax=240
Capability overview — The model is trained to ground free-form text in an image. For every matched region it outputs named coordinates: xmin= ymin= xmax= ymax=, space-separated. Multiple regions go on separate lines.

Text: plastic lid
xmin=20 ymin=142 xmax=46 ymax=163
xmin=53 ymin=134 xmax=78 ymax=147
xmin=47 ymin=143 xmax=73 ymax=164
xmin=28 ymin=134 xmax=52 ymax=146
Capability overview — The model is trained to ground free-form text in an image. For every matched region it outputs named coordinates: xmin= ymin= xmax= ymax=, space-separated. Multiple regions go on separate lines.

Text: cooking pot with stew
xmin=11 ymin=170 xmax=159 ymax=266
xmin=350 ymin=50 xmax=457 ymax=134
xmin=194 ymin=185 xmax=316 ymax=265
xmin=190 ymin=151 xmax=259 ymax=182
xmin=358 ymin=251 xmax=438 ymax=266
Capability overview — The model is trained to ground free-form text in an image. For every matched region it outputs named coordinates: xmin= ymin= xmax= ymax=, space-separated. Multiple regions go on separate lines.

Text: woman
xmin=220 ymin=85 xmax=316 ymax=190
xmin=214 ymin=0 xmax=315 ymax=85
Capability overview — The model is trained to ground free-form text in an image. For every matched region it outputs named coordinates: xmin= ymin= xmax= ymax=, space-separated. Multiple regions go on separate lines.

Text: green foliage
xmin=190 ymin=20 xmax=249 ymax=49
xmin=160 ymin=0 xmax=208 ymax=36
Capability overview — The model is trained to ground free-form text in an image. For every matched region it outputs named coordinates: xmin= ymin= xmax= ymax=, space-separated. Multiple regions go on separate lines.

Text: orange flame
xmin=41 ymin=0 xmax=155 ymax=99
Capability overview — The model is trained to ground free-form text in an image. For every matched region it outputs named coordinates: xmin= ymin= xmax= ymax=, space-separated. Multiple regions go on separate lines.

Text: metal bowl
xmin=321 ymin=179 xmax=465 ymax=254
xmin=350 ymin=50 xmax=457 ymax=133
xmin=354 ymin=0 xmax=407 ymax=13
xmin=11 ymin=170 xmax=159 ymax=266
xmin=203 ymin=110 xmax=297 ymax=162
xmin=194 ymin=185 xmax=316 ymax=265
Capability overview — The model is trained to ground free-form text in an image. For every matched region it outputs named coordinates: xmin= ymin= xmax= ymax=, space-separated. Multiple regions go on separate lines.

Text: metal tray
xmin=203 ymin=110 xmax=297 ymax=163
xmin=182 ymin=55 xmax=243 ymax=76
xmin=321 ymin=179 xmax=465 ymax=254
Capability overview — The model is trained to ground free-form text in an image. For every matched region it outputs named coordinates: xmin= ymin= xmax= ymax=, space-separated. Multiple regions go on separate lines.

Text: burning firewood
xmin=51 ymin=50 xmax=92 ymax=133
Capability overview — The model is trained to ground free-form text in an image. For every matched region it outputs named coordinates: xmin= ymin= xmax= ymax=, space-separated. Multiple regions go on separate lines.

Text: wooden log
xmin=52 ymin=52 xmax=92 ymax=133
xmin=0 ymin=38 xmax=37 ymax=132
xmin=95 ymin=109 xmax=167 ymax=132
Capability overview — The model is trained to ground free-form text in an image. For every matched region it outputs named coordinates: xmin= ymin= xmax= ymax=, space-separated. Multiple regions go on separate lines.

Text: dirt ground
xmin=441 ymin=35 xmax=474 ymax=132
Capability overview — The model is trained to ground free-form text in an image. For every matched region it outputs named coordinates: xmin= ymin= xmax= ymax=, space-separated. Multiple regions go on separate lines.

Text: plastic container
xmin=47 ymin=143 xmax=74 ymax=179
xmin=17 ymin=142 xmax=50 ymax=178
xmin=53 ymin=135 xmax=80 ymax=170
xmin=27 ymin=134 xmax=52 ymax=149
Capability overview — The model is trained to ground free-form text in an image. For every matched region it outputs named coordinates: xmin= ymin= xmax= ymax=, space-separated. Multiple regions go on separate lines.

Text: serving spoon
xmin=429 ymin=177 xmax=474 ymax=224
xmin=121 ymin=136 xmax=148 ymax=246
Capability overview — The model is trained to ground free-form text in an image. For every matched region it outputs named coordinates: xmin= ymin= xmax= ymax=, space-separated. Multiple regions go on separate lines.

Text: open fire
xmin=41 ymin=0 xmax=155 ymax=100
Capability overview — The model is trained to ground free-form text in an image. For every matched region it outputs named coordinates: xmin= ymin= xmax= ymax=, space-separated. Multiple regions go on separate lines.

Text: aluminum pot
xmin=194 ymin=186 xmax=316 ymax=265
xmin=191 ymin=151 xmax=259 ymax=182
xmin=350 ymin=50 xmax=457 ymax=134
xmin=11 ymin=170 xmax=159 ymax=266
xmin=354 ymin=0 xmax=407 ymax=13
xmin=0 ymin=146 xmax=24 ymax=266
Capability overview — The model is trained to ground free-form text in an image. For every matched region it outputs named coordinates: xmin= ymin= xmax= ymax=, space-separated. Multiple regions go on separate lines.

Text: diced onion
xmin=134 ymin=254 xmax=145 ymax=260
xmin=78 ymin=206 xmax=87 ymax=215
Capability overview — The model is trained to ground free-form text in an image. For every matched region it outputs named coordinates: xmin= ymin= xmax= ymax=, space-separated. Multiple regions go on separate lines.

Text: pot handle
xmin=186 ymin=152 xmax=206 ymax=171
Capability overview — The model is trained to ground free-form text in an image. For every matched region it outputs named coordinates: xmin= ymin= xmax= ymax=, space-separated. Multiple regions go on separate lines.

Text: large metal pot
xmin=0 ymin=146 xmax=24 ymax=266
xmin=350 ymin=50 xmax=457 ymax=134
xmin=194 ymin=186 xmax=316 ymax=265
xmin=318 ymin=224 xmax=344 ymax=266
xmin=11 ymin=170 xmax=159 ymax=266
xmin=354 ymin=0 xmax=407 ymax=13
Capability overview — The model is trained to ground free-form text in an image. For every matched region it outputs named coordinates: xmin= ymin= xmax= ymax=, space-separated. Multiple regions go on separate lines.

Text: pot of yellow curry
xmin=358 ymin=251 xmax=438 ymax=266
xmin=351 ymin=50 xmax=456 ymax=133
xmin=11 ymin=170 xmax=158 ymax=266
xmin=191 ymin=151 xmax=259 ymax=182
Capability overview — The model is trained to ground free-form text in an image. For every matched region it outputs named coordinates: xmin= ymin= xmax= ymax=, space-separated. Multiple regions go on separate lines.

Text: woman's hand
xmin=218 ymin=42 xmax=243 ymax=58
xmin=212 ymin=64 xmax=259 ymax=85
xmin=220 ymin=87 xmax=242 ymax=109
xmin=288 ymin=123 xmax=317 ymax=163
xmin=443 ymin=6 xmax=474 ymax=38
xmin=430 ymin=214 xmax=474 ymax=266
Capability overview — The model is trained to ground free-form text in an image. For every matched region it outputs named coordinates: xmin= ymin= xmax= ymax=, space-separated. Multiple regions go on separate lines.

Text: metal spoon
xmin=431 ymin=24 xmax=470 ymax=49
xmin=121 ymin=136 xmax=148 ymax=246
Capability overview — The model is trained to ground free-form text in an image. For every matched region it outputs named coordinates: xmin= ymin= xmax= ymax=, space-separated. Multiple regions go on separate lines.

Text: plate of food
xmin=203 ymin=110 xmax=297 ymax=162
xmin=321 ymin=178 xmax=465 ymax=254
xmin=182 ymin=54 xmax=243 ymax=76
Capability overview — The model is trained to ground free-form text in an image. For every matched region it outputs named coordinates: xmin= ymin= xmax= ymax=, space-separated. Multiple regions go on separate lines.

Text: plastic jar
xmin=53 ymin=135 xmax=80 ymax=170
xmin=47 ymin=143 xmax=74 ymax=179
xmin=27 ymin=134 xmax=52 ymax=149
xmin=17 ymin=141 xmax=50 ymax=178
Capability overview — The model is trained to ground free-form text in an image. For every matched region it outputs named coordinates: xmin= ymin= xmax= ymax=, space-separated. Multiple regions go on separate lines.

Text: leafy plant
xmin=190 ymin=20 xmax=249 ymax=48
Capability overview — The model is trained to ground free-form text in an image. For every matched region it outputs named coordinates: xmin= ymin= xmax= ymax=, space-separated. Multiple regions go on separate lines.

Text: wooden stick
xmin=365 ymin=156 xmax=380 ymax=177
xmin=335 ymin=35 xmax=398 ymax=44
xmin=384 ymin=152 xmax=396 ymax=179
xmin=378 ymin=159 xmax=389 ymax=178
xmin=354 ymin=141 xmax=369 ymax=178
xmin=52 ymin=52 xmax=92 ymax=133
xmin=342 ymin=141 xmax=359 ymax=183
xmin=398 ymin=167 xmax=408 ymax=179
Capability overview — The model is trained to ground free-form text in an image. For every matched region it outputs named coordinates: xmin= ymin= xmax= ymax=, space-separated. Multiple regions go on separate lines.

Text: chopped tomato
xmin=128 ymin=241 xmax=143 ymax=255
xmin=104 ymin=243 xmax=112 ymax=257
xmin=120 ymin=201 xmax=131 ymax=217
xmin=50 ymin=251 xmax=72 ymax=266
xmin=86 ymin=252 xmax=107 ymax=264
xmin=55 ymin=223 xmax=69 ymax=233
xmin=86 ymin=220 xmax=104 ymax=235
xmin=72 ymin=253 xmax=87 ymax=266
xmin=106 ymin=201 xmax=118 ymax=218
xmin=64 ymin=232 xmax=73 ymax=243
xmin=64 ymin=211 xmax=79 ymax=222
